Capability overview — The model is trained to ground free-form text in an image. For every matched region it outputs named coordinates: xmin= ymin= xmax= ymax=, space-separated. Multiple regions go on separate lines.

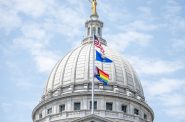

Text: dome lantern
xmin=82 ymin=0 xmax=107 ymax=45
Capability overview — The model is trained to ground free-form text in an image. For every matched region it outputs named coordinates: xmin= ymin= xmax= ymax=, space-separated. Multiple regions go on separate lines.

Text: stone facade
xmin=33 ymin=91 xmax=153 ymax=122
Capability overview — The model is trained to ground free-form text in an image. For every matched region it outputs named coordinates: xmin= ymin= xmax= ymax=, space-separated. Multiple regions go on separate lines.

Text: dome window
xmin=74 ymin=102 xmax=81 ymax=111
xmin=59 ymin=104 xmax=65 ymax=112
xmin=33 ymin=115 xmax=35 ymax=120
xmin=122 ymin=105 xmax=127 ymax=113
xmin=47 ymin=108 xmax=52 ymax=115
xmin=106 ymin=102 xmax=113 ymax=111
xmin=134 ymin=108 xmax=139 ymax=115
xmin=144 ymin=113 xmax=147 ymax=119
xmin=90 ymin=101 xmax=97 ymax=110
xmin=87 ymin=27 xmax=90 ymax=36
xmin=39 ymin=113 xmax=42 ymax=119
xmin=98 ymin=27 xmax=101 ymax=36
xmin=92 ymin=27 xmax=96 ymax=35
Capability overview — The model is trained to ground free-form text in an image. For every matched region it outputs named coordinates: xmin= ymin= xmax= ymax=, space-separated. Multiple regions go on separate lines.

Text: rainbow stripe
xmin=96 ymin=67 xmax=109 ymax=85
xmin=99 ymin=69 xmax=109 ymax=82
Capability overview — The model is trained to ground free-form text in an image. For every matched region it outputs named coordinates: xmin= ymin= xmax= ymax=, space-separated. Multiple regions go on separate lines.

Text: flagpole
xmin=91 ymin=28 xmax=95 ymax=114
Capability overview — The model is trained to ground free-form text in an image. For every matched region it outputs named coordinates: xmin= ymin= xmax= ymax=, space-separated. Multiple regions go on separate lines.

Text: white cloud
xmin=21 ymin=24 xmax=48 ymax=41
xmin=33 ymin=51 xmax=59 ymax=73
xmin=143 ymin=78 xmax=185 ymax=120
xmin=14 ymin=0 xmax=48 ymax=18
xmin=0 ymin=103 xmax=13 ymax=113
xmin=0 ymin=6 xmax=22 ymax=33
xmin=13 ymin=37 xmax=59 ymax=73
xmin=2 ymin=0 xmax=88 ymax=73
xmin=122 ymin=20 xmax=158 ymax=32
xmin=128 ymin=56 xmax=184 ymax=75
xmin=107 ymin=31 xmax=152 ymax=52
xmin=98 ymin=0 xmax=129 ymax=23
xmin=0 ymin=0 xmax=49 ymax=32
xmin=15 ymin=78 xmax=33 ymax=89
xmin=55 ymin=7 xmax=85 ymax=38
xmin=137 ymin=6 xmax=155 ymax=21
xmin=0 ymin=0 xmax=86 ymax=37
xmin=143 ymin=78 xmax=185 ymax=97
xmin=163 ymin=0 xmax=185 ymax=32
xmin=171 ymin=37 xmax=185 ymax=53
xmin=0 ymin=100 xmax=37 ymax=122
xmin=12 ymin=23 xmax=59 ymax=73
xmin=166 ymin=106 xmax=185 ymax=120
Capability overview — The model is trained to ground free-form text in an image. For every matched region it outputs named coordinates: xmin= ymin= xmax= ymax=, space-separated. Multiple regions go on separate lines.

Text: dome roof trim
xmin=44 ymin=43 xmax=144 ymax=99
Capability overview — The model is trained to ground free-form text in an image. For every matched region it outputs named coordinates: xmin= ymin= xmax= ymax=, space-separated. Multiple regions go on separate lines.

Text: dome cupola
xmin=82 ymin=0 xmax=106 ymax=45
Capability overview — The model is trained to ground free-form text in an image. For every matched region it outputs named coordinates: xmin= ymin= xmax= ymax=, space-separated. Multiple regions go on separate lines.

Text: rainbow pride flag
xmin=95 ymin=67 xmax=109 ymax=85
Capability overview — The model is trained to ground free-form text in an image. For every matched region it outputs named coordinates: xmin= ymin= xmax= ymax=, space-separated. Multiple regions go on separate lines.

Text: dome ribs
xmin=127 ymin=62 xmax=137 ymax=92
xmin=45 ymin=60 xmax=60 ymax=94
xmin=44 ymin=44 xmax=145 ymax=98
xmin=72 ymin=44 xmax=86 ymax=84
xmin=84 ymin=43 xmax=92 ymax=82
xmin=60 ymin=47 xmax=80 ymax=87
xmin=120 ymin=58 xmax=127 ymax=86
xmin=102 ymin=46 xmax=114 ymax=83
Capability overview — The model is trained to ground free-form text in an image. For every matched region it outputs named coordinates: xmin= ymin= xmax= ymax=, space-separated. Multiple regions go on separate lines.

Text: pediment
xmin=71 ymin=114 xmax=113 ymax=122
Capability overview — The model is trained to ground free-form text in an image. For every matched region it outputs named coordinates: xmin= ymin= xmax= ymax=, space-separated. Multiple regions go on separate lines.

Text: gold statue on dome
xmin=89 ymin=0 xmax=97 ymax=15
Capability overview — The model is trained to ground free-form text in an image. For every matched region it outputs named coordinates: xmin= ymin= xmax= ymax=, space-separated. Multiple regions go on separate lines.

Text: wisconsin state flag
xmin=96 ymin=50 xmax=113 ymax=63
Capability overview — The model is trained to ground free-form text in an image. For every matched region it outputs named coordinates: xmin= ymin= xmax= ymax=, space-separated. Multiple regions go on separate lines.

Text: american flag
xmin=94 ymin=35 xmax=105 ymax=54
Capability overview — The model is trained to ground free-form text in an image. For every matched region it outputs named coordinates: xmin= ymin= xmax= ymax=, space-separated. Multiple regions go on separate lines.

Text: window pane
xmin=122 ymin=105 xmax=127 ymax=113
xmin=92 ymin=27 xmax=96 ymax=34
xmin=134 ymin=108 xmax=139 ymax=115
xmin=88 ymin=27 xmax=90 ymax=35
xmin=90 ymin=101 xmax=97 ymax=110
xmin=106 ymin=102 xmax=113 ymax=111
xmin=98 ymin=27 xmax=101 ymax=35
xmin=39 ymin=113 xmax=42 ymax=119
xmin=74 ymin=102 xmax=81 ymax=111
xmin=47 ymin=108 xmax=52 ymax=114
xmin=144 ymin=113 xmax=147 ymax=119
xmin=59 ymin=104 xmax=65 ymax=112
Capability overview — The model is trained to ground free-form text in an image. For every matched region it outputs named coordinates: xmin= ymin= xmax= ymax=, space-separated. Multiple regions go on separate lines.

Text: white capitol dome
xmin=32 ymin=3 xmax=154 ymax=122
xmin=44 ymin=42 xmax=144 ymax=98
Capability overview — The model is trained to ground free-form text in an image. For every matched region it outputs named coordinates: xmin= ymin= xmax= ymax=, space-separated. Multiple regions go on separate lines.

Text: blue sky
xmin=0 ymin=0 xmax=185 ymax=122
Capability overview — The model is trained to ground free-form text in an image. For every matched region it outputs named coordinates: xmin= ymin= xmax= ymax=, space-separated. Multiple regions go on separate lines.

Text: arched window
xmin=92 ymin=27 xmax=96 ymax=35
xmin=98 ymin=27 xmax=101 ymax=36
xmin=87 ymin=27 xmax=90 ymax=36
